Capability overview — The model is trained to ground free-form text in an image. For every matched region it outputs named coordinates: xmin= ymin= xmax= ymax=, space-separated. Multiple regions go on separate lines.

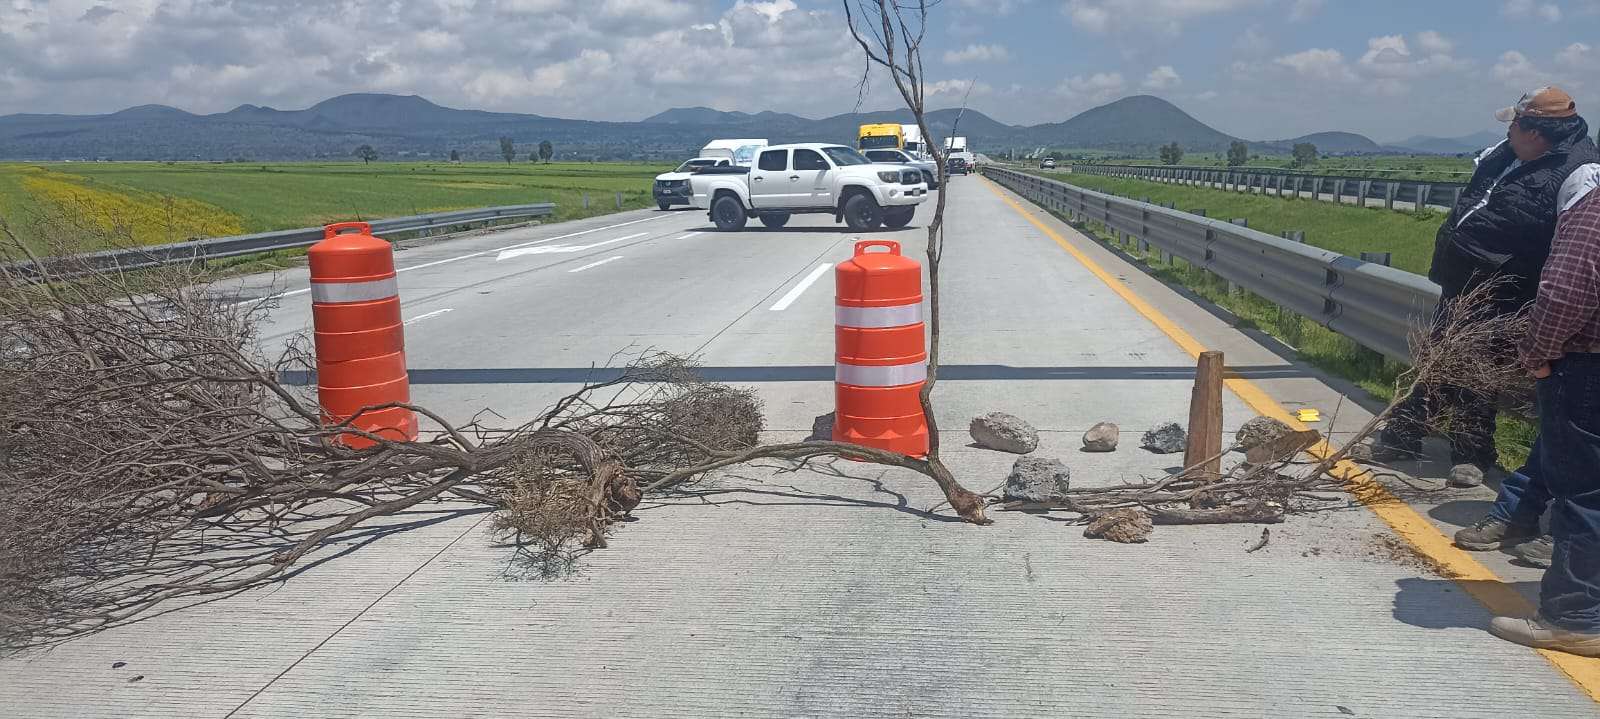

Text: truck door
xmin=750 ymin=149 xmax=790 ymax=208
xmin=791 ymin=148 xmax=832 ymax=208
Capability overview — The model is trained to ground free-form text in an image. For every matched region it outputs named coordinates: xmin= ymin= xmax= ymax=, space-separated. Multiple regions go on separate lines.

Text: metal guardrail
xmin=984 ymin=166 xmax=1441 ymax=362
xmin=14 ymin=203 xmax=556 ymax=278
xmin=1062 ymin=163 xmax=1469 ymax=211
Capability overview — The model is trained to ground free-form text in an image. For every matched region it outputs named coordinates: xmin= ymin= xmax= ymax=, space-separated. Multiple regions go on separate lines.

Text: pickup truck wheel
xmin=883 ymin=207 xmax=915 ymax=229
xmin=712 ymin=195 xmax=748 ymax=231
xmin=843 ymin=193 xmax=882 ymax=231
xmin=759 ymin=212 xmax=790 ymax=229
xmin=657 ymin=201 xmax=671 ymax=211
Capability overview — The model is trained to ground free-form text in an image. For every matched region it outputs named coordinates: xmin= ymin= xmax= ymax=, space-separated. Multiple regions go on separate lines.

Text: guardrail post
xmin=1283 ymin=230 xmax=1306 ymax=243
xmin=1332 ymin=179 xmax=1345 ymax=204
xmin=616 ymin=192 xmax=623 ymax=210
xmin=1418 ymin=183 xmax=1432 ymax=209
xmin=1230 ymin=218 xmax=1248 ymax=228
xmin=1358 ymin=180 xmax=1372 ymax=208
xmin=1451 ymin=186 xmax=1463 ymax=208
xmin=1384 ymin=182 xmax=1397 ymax=210
xmin=1312 ymin=177 xmax=1323 ymax=202
xmin=1191 ymin=208 xmax=1207 ymax=217
xmin=583 ymin=193 xmax=590 ymax=210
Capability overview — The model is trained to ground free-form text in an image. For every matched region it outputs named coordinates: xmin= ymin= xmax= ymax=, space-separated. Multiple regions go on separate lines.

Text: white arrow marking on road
xmin=769 ymin=263 xmax=833 ymax=311
xmin=568 ymin=256 xmax=623 ymax=273
xmin=494 ymin=232 xmax=647 ymax=261
xmin=403 ymin=308 xmax=454 ymax=325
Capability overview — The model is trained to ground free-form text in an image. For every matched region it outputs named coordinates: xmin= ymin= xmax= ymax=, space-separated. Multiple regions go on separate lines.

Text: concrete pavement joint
xmin=221 ymin=514 xmax=490 ymax=719
xmin=980 ymin=173 xmax=1600 ymax=702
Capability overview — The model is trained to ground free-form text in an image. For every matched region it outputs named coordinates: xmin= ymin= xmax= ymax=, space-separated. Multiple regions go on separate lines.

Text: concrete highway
xmin=3 ymin=174 xmax=1597 ymax=716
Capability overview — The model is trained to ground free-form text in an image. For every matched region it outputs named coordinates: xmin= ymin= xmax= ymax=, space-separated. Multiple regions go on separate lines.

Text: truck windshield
xmin=858 ymin=135 xmax=901 ymax=150
xmin=823 ymin=146 xmax=871 ymax=166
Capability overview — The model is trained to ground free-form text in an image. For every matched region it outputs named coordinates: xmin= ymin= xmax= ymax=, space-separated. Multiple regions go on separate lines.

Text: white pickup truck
xmin=688 ymin=143 xmax=928 ymax=231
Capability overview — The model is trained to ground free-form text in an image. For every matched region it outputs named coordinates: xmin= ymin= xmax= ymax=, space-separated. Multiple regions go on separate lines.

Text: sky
xmin=0 ymin=0 xmax=1596 ymax=142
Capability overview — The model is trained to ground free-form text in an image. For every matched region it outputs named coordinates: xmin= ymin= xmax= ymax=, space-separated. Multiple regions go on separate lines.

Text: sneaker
xmin=1489 ymin=616 xmax=1600 ymax=656
xmin=1512 ymin=535 xmax=1554 ymax=568
xmin=1454 ymin=516 xmax=1539 ymax=551
xmin=1448 ymin=463 xmax=1486 ymax=488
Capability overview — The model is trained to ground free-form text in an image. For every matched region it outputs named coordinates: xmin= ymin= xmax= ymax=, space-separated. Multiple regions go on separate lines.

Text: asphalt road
xmin=4 ymin=175 xmax=1596 ymax=717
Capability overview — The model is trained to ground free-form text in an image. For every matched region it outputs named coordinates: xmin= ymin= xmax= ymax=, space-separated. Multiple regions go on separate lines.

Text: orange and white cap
xmin=1495 ymin=86 xmax=1578 ymax=122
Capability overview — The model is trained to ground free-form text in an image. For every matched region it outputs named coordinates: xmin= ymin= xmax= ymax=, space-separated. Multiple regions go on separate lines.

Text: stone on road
xmin=969 ymin=411 xmax=1040 ymax=454
xmin=1141 ymin=421 xmax=1187 ymax=454
xmin=1003 ymin=456 xmax=1072 ymax=502
xmin=1082 ymin=421 xmax=1120 ymax=452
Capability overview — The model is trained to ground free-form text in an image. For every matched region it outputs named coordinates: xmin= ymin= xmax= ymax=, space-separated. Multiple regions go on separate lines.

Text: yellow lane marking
xmin=980 ymin=174 xmax=1600 ymax=702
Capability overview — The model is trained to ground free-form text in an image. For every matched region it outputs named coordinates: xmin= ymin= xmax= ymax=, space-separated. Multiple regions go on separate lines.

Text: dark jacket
xmin=1429 ymin=118 xmax=1600 ymax=310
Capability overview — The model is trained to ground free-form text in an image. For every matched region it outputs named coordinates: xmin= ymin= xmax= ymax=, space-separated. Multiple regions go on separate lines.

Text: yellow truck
xmin=857 ymin=123 xmax=905 ymax=151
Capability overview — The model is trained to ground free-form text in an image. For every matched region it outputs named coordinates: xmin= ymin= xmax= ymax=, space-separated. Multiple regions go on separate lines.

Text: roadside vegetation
xmin=1016 ymin=169 xmax=1534 ymax=468
xmin=1031 ymin=170 xmax=1445 ymax=274
xmin=1115 ymin=152 xmax=1475 ymax=182
xmin=0 ymin=161 xmax=671 ymax=251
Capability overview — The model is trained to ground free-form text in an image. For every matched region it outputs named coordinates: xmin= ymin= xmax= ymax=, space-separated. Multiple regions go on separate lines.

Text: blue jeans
xmin=1535 ymin=354 xmax=1600 ymax=633
xmin=1489 ymin=435 xmax=1552 ymax=528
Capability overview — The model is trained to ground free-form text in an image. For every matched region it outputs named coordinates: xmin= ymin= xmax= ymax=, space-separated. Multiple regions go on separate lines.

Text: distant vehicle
xmin=653 ymin=157 xmax=731 ymax=210
xmin=944 ymin=136 xmax=968 ymax=153
xmin=863 ymin=148 xmax=939 ymax=189
xmin=688 ymin=143 xmax=928 ymax=231
xmin=901 ymin=124 xmax=926 ymax=157
xmin=700 ymin=139 xmax=768 ymax=167
xmin=858 ymin=123 xmax=905 ymax=151
xmin=946 ymin=156 xmax=970 ymax=175
xmin=1040 ymin=158 xmax=1057 ymax=169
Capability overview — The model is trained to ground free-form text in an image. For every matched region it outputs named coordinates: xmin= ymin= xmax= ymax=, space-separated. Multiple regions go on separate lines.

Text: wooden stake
xmin=1184 ymin=351 xmax=1225 ymax=478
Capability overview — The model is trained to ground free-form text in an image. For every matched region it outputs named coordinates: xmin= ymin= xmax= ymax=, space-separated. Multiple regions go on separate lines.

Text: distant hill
xmin=1260 ymin=131 xmax=1382 ymax=155
xmin=0 ymin=92 xmax=1472 ymax=161
xmin=1392 ymin=131 xmax=1503 ymax=155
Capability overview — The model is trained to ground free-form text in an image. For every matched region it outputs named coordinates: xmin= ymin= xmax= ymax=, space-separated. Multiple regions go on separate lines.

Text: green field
xmin=0 ymin=161 xmax=672 ymax=250
xmin=1113 ymin=153 xmax=1475 ymax=182
xmin=1033 ymin=170 xmax=1445 ymax=275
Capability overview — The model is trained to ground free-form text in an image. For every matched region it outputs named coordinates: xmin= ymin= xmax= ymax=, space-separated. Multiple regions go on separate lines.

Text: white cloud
xmin=1415 ymin=30 xmax=1454 ymax=55
xmin=1557 ymin=42 xmax=1593 ymax=68
xmin=926 ymin=78 xmax=994 ymax=99
xmin=957 ymin=0 xmax=1030 ymax=15
xmin=1501 ymin=0 xmax=1564 ymax=21
xmin=1492 ymin=50 xmax=1542 ymax=89
xmin=1234 ymin=25 xmax=1270 ymax=55
xmin=1055 ymin=71 xmax=1126 ymax=102
xmin=1288 ymin=0 xmax=1323 ymax=21
xmin=1274 ymin=48 xmax=1357 ymax=82
xmin=944 ymin=43 xmax=1010 ymax=64
xmin=1143 ymin=65 xmax=1182 ymax=90
xmin=1193 ymin=90 xmax=1219 ymax=101
xmin=1064 ymin=0 xmax=1266 ymax=36
xmin=1355 ymin=34 xmax=1468 ymax=82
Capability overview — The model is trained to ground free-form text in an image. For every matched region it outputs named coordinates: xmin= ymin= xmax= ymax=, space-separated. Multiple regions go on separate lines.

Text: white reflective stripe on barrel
xmin=311 ymin=277 xmax=399 ymax=304
xmin=835 ymin=362 xmax=927 ymax=387
xmin=835 ymin=303 xmax=922 ymax=329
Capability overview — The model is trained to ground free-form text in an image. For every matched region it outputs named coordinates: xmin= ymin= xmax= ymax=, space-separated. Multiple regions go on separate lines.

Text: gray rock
xmin=1141 ymin=422 xmax=1187 ymax=454
xmin=1003 ymin=456 xmax=1072 ymax=503
xmin=1235 ymin=415 xmax=1292 ymax=451
xmin=1082 ymin=421 xmax=1120 ymax=452
xmin=809 ymin=412 xmax=835 ymax=442
xmin=969 ymin=412 xmax=1039 ymax=454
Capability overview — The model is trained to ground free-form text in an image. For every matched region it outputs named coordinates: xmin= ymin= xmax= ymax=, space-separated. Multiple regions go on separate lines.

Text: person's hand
xmin=1532 ymin=363 xmax=1552 ymax=379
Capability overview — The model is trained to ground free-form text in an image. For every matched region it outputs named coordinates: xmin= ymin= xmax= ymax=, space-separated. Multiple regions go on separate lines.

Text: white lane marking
xmin=230 ymin=214 xmax=672 ymax=307
xmin=403 ymin=308 xmax=454 ymax=325
xmin=568 ymin=256 xmax=623 ymax=273
xmin=494 ymin=232 xmax=646 ymax=261
xmin=676 ymin=232 xmax=701 ymax=240
xmin=769 ymin=263 xmax=833 ymax=311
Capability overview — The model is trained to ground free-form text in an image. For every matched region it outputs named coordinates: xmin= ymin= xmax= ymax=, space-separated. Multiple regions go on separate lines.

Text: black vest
xmin=1429 ymin=119 xmax=1600 ymax=309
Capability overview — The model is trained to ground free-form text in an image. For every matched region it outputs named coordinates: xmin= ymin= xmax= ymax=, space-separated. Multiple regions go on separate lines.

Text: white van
xmin=701 ymin=139 xmax=768 ymax=167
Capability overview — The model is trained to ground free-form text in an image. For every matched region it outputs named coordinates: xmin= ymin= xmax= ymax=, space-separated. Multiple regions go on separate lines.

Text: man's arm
xmin=1520 ymin=195 xmax=1600 ymax=372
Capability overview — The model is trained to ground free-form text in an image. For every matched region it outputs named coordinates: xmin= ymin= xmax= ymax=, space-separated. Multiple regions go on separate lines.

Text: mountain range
xmin=0 ymin=93 xmax=1493 ymax=162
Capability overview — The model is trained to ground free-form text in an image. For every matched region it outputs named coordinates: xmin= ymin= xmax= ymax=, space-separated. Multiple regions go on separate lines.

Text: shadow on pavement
xmin=1392 ymin=576 xmax=1539 ymax=631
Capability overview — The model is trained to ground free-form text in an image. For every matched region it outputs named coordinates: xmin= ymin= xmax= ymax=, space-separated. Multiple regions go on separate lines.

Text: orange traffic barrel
xmin=833 ymin=240 xmax=928 ymax=456
xmin=309 ymin=221 xmax=417 ymax=448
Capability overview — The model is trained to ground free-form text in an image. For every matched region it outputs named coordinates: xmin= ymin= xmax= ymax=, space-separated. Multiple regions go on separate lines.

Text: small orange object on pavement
xmin=308 ymin=222 xmax=418 ymax=448
xmin=832 ymin=240 xmax=929 ymax=456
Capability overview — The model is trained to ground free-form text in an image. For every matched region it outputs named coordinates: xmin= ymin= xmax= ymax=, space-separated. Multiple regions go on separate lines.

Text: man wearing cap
xmin=1369 ymin=87 xmax=1598 ymax=521
xmin=1488 ymin=153 xmax=1600 ymax=656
